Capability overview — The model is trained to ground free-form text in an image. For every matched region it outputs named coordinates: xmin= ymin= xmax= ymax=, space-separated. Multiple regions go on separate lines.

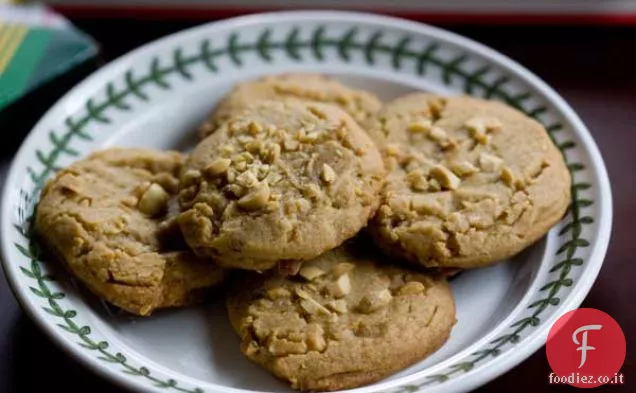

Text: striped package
xmin=0 ymin=4 xmax=98 ymax=111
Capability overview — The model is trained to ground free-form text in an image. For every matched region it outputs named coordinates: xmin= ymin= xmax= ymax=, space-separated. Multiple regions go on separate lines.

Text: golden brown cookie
xmin=226 ymin=242 xmax=456 ymax=391
xmin=200 ymin=74 xmax=382 ymax=138
xmin=178 ymin=101 xmax=385 ymax=270
xmin=368 ymin=93 xmax=571 ymax=269
xmin=35 ymin=148 xmax=225 ymax=316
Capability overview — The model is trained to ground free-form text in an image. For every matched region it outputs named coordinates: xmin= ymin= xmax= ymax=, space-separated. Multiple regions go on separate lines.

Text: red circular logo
xmin=546 ymin=308 xmax=626 ymax=388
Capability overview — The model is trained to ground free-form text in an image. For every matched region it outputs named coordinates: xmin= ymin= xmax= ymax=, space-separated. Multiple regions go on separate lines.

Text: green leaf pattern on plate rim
xmin=13 ymin=25 xmax=594 ymax=393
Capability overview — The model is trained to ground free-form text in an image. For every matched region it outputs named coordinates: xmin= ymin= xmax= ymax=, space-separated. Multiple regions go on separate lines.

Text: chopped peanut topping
xmin=329 ymin=273 xmax=351 ymax=298
xmin=429 ymin=165 xmax=461 ymax=190
xmin=266 ymin=287 xmax=292 ymax=299
xmin=299 ymin=266 xmax=326 ymax=281
xmin=321 ymin=164 xmax=336 ymax=183
xmin=138 ymin=183 xmax=169 ymax=216
xmin=205 ymin=158 xmax=232 ymax=176
xmin=326 ymin=299 xmax=348 ymax=314
xmin=397 ymin=281 xmax=426 ymax=296
xmin=332 ymin=262 xmax=355 ymax=277
xmin=451 ymin=161 xmax=479 ymax=176
xmin=238 ymin=183 xmax=270 ymax=210
xmin=428 ymin=127 xmax=448 ymax=142
xmin=358 ymin=289 xmax=392 ymax=313
xmin=479 ymin=153 xmax=504 ymax=172
xmin=236 ymin=170 xmax=259 ymax=188
xmin=408 ymin=119 xmax=433 ymax=133
xmin=500 ymin=167 xmax=516 ymax=187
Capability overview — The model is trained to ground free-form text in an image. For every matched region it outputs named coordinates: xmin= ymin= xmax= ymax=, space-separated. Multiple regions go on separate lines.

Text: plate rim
xmin=0 ymin=10 xmax=612 ymax=393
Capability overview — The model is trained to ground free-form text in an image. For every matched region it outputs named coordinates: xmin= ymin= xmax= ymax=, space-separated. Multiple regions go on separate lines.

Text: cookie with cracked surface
xmin=368 ymin=93 xmax=571 ymax=269
xmin=226 ymin=243 xmax=456 ymax=391
xmin=178 ymin=100 xmax=385 ymax=270
xmin=35 ymin=148 xmax=225 ymax=316
xmin=199 ymin=74 xmax=382 ymax=138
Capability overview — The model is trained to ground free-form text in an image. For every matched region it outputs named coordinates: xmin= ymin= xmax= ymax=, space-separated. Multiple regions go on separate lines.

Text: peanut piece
xmin=306 ymin=324 xmax=326 ymax=351
xmin=245 ymin=140 xmax=263 ymax=155
xmin=408 ymin=221 xmax=446 ymax=240
xmin=247 ymin=121 xmax=263 ymax=135
xmin=332 ymin=262 xmax=355 ymax=277
xmin=321 ymin=164 xmax=336 ymax=184
xmin=265 ymin=125 xmax=277 ymax=135
xmin=256 ymin=298 xmax=273 ymax=308
xmin=221 ymin=145 xmax=234 ymax=155
xmin=428 ymin=126 xmax=448 ymax=141
xmin=387 ymin=194 xmax=411 ymax=215
xmin=283 ymin=139 xmax=299 ymax=151
xmin=295 ymin=199 xmax=311 ymax=214
xmin=408 ymin=119 xmax=433 ymax=133
xmin=236 ymin=170 xmax=259 ymax=188
xmin=227 ymin=184 xmax=246 ymax=198
xmin=479 ymin=153 xmax=504 ymax=172
xmin=358 ymin=289 xmax=393 ymax=313
xmin=299 ymin=266 xmax=326 ymax=281
xmin=412 ymin=177 xmax=429 ymax=192
xmin=326 ymin=299 xmax=348 ymax=314
xmin=500 ymin=167 xmax=516 ymax=187
xmin=385 ymin=144 xmax=401 ymax=157
xmin=302 ymin=184 xmax=321 ymax=200
xmin=237 ymin=135 xmax=254 ymax=145
xmin=465 ymin=116 xmax=503 ymax=134
xmin=294 ymin=287 xmax=311 ymax=300
xmin=121 ymin=196 xmax=138 ymax=207
xmin=465 ymin=117 xmax=502 ymax=145
xmin=406 ymin=169 xmax=429 ymax=192
xmin=234 ymin=161 xmax=247 ymax=172
xmin=256 ymin=164 xmax=270 ymax=180
xmin=428 ymin=178 xmax=442 ymax=192
xmin=430 ymin=165 xmax=461 ymax=190
xmin=182 ymin=169 xmax=201 ymax=184
xmin=329 ymin=273 xmax=351 ymax=298
xmin=451 ymin=161 xmax=479 ymax=176
xmin=444 ymin=212 xmax=470 ymax=233
xmin=411 ymin=195 xmax=445 ymax=216
xmin=238 ymin=183 xmax=270 ymax=210
xmin=138 ymin=183 xmax=169 ymax=216
xmin=299 ymin=132 xmax=319 ymax=143
xmin=268 ymin=339 xmax=307 ymax=356
xmin=205 ymin=158 xmax=232 ymax=176
xmin=397 ymin=281 xmax=426 ymax=296
xmin=472 ymin=129 xmax=490 ymax=145
xmin=263 ymin=143 xmax=281 ymax=163
xmin=266 ymin=287 xmax=292 ymax=299
xmin=300 ymin=298 xmax=331 ymax=316
xmin=234 ymin=152 xmax=254 ymax=164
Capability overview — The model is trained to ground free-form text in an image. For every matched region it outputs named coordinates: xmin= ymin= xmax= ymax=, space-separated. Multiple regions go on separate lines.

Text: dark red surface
xmin=0 ymin=20 xmax=633 ymax=392
xmin=50 ymin=5 xmax=636 ymax=26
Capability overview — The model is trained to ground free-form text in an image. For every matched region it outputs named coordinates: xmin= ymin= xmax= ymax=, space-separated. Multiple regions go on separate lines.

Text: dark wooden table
xmin=0 ymin=18 xmax=633 ymax=392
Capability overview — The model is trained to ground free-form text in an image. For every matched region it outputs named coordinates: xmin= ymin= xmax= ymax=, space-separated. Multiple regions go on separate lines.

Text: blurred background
xmin=0 ymin=1 xmax=633 ymax=392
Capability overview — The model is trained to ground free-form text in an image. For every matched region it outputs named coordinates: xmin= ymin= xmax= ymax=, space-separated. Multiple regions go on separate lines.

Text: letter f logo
xmin=572 ymin=324 xmax=602 ymax=368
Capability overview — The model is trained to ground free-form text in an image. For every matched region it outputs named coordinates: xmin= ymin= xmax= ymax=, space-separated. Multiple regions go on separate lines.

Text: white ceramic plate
xmin=1 ymin=11 xmax=611 ymax=393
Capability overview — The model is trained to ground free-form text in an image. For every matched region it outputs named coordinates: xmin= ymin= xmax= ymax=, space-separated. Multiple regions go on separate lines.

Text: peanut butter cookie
xmin=35 ymin=148 xmax=225 ymax=316
xmin=200 ymin=74 xmax=382 ymax=137
xmin=368 ymin=93 xmax=571 ymax=269
xmin=226 ymin=242 xmax=456 ymax=391
xmin=178 ymin=101 xmax=385 ymax=270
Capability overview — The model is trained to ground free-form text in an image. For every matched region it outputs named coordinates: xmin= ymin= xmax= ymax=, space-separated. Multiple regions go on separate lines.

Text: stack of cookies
xmin=35 ymin=74 xmax=571 ymax=391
